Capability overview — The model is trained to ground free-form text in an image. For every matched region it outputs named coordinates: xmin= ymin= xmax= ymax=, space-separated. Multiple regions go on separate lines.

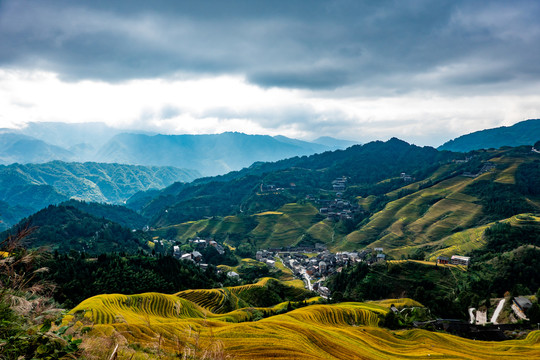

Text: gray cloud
xmin=1 ymin=0 xmax=540 ymax=93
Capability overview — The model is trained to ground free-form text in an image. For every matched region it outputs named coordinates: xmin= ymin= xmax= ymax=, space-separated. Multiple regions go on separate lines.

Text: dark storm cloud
xmin=1 ymin=0 xmax=540 ymax=92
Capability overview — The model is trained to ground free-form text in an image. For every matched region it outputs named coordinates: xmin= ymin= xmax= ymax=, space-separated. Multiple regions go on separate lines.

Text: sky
xmin=1 ymin=0 xmax=540 ymax=146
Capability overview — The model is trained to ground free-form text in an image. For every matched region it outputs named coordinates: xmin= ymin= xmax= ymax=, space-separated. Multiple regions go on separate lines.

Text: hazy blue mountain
xmin=8 ymin=122 xmax=126 ymax=148
xmin=312 ymin=136 xmax=359 ymax=149
xmin=0 ymin=161 xmax=199 ymax=229
xmin=0 ymin=123 xmax=356 ymax=175
xmin=0 ymin=133 xmax=74 ymax=164
xmin=272 ymin=135 xmax=328 ymax=153
xmin=438 ymin=119 xmax=540 ymax=152
xmin=95 ymin=132 xmax=338 ymax=176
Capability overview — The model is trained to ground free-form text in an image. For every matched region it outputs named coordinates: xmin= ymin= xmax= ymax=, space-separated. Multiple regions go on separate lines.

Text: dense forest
xmin=2 ymin=204 xmax=148 ymax=254
xmin=38 ymin=252 xmax=234 ymax=308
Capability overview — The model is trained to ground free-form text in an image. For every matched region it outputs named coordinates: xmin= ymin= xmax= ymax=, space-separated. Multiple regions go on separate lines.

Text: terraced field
xmin=150 ymin=152 xmax=540 ymax=260
xmin=344 ymin=175 xmax=483 ymax=251
xmin=424 ymin=213 xmax=540 ymax=260
xmin=68 ymin=287 xmax=540 ymax=359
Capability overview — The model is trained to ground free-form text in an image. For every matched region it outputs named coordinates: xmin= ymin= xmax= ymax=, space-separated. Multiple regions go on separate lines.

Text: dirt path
xmin=490 ymin=299 xmax=505 ymax=324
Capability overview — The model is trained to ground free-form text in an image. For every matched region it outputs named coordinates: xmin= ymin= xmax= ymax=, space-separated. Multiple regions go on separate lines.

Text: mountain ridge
xmin=0 ymin=161 xmax=199 ymax=230
xmin=438 ymin=119 xmax=540 ymax=152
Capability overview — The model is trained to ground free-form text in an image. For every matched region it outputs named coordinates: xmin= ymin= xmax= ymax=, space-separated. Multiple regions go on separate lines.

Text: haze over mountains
xmin=0 ymin=122 xmax=359 ymax=176
xmin=1 ymin=118 xmax=539 ymax=232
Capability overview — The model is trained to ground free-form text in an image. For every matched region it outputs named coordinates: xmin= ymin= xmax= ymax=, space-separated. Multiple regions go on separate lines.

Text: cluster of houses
xmin=462 ymin=162 xmax=496 ymax=178
xmin=255 ymin=249 xmax=276 ymax=267
xmin=258 ymin=182 xmax=297 ymax=195
xmin=400 ymin=172 xmax=414 ymax=182
xmin=276 ymin=248 xmax=375 ymax=278
xmin=319 ymin=199 xmax=361 ymax=221
xmin=436 ymin=255 xmax=471 ymax=267
xmin=173 ymin=237 xmax=225 ymax=264
xmin=332 ymin=176 xmax=348 ymax=191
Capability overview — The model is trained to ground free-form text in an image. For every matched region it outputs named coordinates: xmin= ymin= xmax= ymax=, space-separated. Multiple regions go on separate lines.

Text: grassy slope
xmin=344 ymin=175 xmax=483 ymax=251
xmin=67 ymin=286 xmax=540 ymax=359
xmin=151 ymin=153 xmax=540 ymax=260
xmin=154 ymin=203 xmax=323 ymax=249
xmin=344 ymin=155 xmax=540 ymax=257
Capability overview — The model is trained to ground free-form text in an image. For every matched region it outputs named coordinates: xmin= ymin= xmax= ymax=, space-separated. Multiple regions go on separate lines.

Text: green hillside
xmin=139 ymin=138 xmax=460 ymax=227
xmin=2 ymin=204 xmax=147 ymax=254
xmin=0 ymin=161 xmax=199 ymax=229
xmin=148 ymin=146 xmax=540 ymax=262
xmin=438 ymin=118 xmax=540 ymax=152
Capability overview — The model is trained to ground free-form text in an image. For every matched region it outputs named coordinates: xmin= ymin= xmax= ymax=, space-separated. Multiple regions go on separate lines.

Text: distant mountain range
xmin=0 ymin=161 xmax=199 ymax=230
xmin=0 ymin=133 xmax=73 ymax=164
xmin=0 ymin=123 xmax=360 ymax=176
xmin=438 ymin=119 xmax=540 ymax=152
xmin=96 ymin=132 xmax=342 ymax=176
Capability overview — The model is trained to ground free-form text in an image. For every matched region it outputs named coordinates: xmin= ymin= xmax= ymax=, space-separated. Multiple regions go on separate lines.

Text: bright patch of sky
xmin=1 ymin=0 xmax=540 ymax=146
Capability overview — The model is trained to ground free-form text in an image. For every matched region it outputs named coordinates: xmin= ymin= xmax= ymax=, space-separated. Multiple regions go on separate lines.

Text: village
xmin=154 ymin=234 xmax=538 ymax=326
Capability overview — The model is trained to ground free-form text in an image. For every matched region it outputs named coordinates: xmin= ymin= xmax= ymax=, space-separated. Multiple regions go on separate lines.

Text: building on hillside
xmin=376 ymin=254 xmax=386 ymax=262
xmin=266 ymin=259 xmax=275 ymax=267
xmin=513 ymin=296 xmax=532 ymax=313
xmin=192 ymin=251 xmax=203 ymax=262
xmin=450 ymin=255 xmax=470 ymax=266
xmin=181 ymin=253 xmax=194 ymax=262
xmin=400 ymin=173 xmax=413 ymax=182
xmin=437 ymin=256 xmax=449 ymax=265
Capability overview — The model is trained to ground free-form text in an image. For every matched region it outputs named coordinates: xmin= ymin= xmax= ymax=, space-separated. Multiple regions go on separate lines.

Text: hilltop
xmin=438 ymin=119 xmax=540 ymax=152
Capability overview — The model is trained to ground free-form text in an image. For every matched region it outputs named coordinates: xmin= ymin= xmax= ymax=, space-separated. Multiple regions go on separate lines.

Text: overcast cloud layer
xmin=1 ymin=0 xmax=539 ymax=145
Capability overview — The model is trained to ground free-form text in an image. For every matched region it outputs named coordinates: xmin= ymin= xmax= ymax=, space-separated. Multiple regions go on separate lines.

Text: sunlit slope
xmin=341 ymin=152 xmax=540 ymax=255
xmin=69 ymin=278 xmax=313 ymax=325
xmin=154 ymin=214 xmax=251 ymax=242
xmin=177 ymin=277 xmax=310 ymax=313
xmin=70 ymin=291 xmax=540 ymax=359
xmin=344 ymin=175 xmax=484 ymax=251
xmin=154 ymin=202 xmax=323 ymax=248
xmin=425 ymin=213 xmax=540 ymax=260
xmin=251 ymin=203 xmax=320 ymax=248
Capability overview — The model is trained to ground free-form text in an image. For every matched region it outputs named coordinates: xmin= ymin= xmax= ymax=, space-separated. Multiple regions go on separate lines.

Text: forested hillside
xmin=438 ymin=119 xmax=540 ymax=152
xmin=0 ymin=161 xmax=199 ymax=230
xmin=134 ymin=138 xmax=459 ymax=226
xmin=3 ymin=204 xmax=147 ymax=253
